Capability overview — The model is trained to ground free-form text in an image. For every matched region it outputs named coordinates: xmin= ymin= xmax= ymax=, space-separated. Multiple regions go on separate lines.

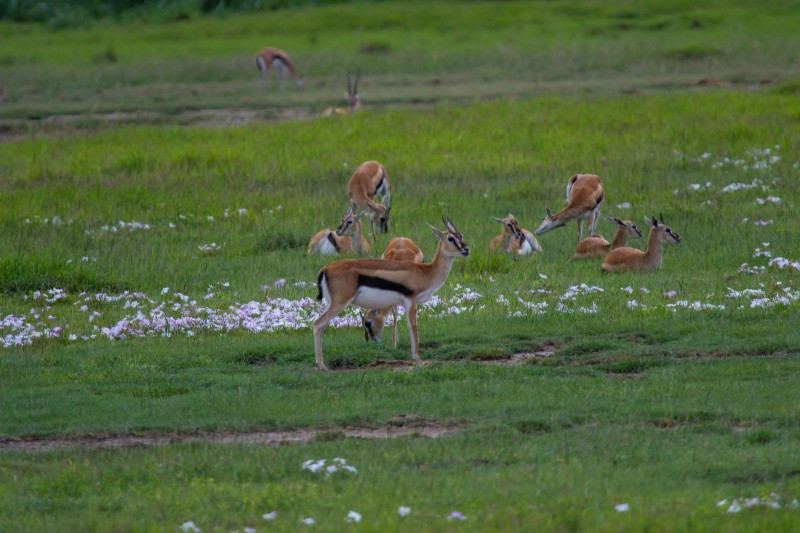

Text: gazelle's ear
xmin=356 ymin=210 xmax=369 ymax=220
xmin=427 ymin=223 xmax=445 ymax=240
xmin=380 ymin=195 xmax=389 ymax=207
xmin=493 ymin=217 xmax=505 ymax=224
xmin=508 ymin=213 xmax=514 ymax=218
xmin=612 ymin=217 xmax=624 ymax=226
xmin=644 ymin=216 xmax=654 ymax=227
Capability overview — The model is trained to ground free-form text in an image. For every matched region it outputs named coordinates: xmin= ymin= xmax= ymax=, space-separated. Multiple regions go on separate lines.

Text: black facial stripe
xmin=358 ymin=275 xmax=413 ymax=296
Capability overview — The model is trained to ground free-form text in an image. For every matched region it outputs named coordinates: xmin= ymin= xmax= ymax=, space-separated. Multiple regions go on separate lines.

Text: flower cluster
xmin=302 ymin=458 xmax=358 ymax=476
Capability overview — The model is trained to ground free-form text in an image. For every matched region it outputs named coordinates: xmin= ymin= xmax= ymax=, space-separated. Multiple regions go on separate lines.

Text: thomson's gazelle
xmin=347 ymin=160 xmax=391 ymax=243
xmin=313 ymin=218 xmax=469 ymax=370
xmin=255 ymin=47 xmax=303 ymax=89
xmin=362 ymin=237 xmax=425 ymax=347
xmin=490 ymin=214 xmax=542 ymax=255
xmin=601 ymin=215 xmax=681 ymax=273
xmin=321 ymin=70 xmax=362 ymax=116
xmin=308 ymin=208 xmax=370 ymax=255
xmin=573 ymin=217 xmax=642 ymax=260
xmin=535 ymin=174 xmax=605 ymax=242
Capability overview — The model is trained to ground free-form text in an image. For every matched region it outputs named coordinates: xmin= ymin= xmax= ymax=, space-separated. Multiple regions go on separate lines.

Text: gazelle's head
xmin=429 ymin=217 xmax=470 ymax=257
xmin=362 ymin=308 xmax=388 ymax=343
xmin=608 ymin=216 xmax=643 ymax=239
xmin=366 ymin=195 xmax=390 ymax=234
xmin=493 ymin=213 xmax=523 ymax=239
xmin=335 ymin=207 xmax=366 ymax=237
xmin=346 ymin=70 xmax=362 ymax=111
xmin=645 ymin=215 xmax=681 ymax=244
xmin=534 ymin=207 xmax=566 ymax=235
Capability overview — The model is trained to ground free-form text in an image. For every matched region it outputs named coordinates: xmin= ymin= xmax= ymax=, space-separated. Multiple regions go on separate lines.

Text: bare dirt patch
xmin=478 ymin=342 xmax=559 ymax=366
xmin=0 ymin=423 xmax=459 ymax=452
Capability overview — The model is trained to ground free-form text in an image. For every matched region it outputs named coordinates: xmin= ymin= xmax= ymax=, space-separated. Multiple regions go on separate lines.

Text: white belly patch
xmin=352 ymin=287 xmax=404 ymax=309
xmin=317 ymin=234 xmax=338 ymax=255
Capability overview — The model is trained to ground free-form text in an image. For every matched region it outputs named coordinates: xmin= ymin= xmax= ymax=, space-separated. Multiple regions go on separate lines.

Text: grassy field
xmin=2 ymin=1 xmax=800 ymax=531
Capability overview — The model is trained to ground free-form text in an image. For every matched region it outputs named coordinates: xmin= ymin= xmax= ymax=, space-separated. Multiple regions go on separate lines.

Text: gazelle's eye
xmin=448 ymin=236 xmax=455 ymax=243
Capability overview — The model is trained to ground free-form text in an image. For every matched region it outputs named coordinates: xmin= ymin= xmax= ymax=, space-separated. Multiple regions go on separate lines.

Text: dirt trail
xmin=0 ymin=423 xmax=459 ymax=452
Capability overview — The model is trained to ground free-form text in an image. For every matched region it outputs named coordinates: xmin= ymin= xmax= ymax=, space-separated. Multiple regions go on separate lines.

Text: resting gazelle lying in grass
xmin=489 ymin=214 xmax=542 ymax=255
xmin=321 ymin=70 xmax=363 ymax=116
xmin=534 ymin=173 xmax=605 ymax=242
xmin=348 ymin=160 xmax=390 ymax=244
xmin=573 ymin=217 xmax=642 ymax=260
xmin=308 ymin=208 xmax=370 ymax=255
xmin=362 ymin=237 xmax=425 ymax=347
xmin=601 ymin=215 xmax=681 ymax=273
xmin=313 ymin=218 xmax=469 ymax=370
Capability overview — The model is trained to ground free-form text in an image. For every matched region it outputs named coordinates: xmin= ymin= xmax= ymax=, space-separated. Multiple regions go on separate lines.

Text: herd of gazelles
xmin=307 ymin=162 xmax=681 ymax=369
xmin=256 ymin=49 xmax=682 ymax=369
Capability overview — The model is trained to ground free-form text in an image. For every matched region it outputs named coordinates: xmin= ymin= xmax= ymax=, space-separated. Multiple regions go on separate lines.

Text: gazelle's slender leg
xmin=391 ymin=306 xmax=398 ymax=349
xmin=312 ymin=297 xmax=353 ymax=370
xmin=591 ymin=204 xmax=601 ymax=236
xmin=404 ymin=299 xmax=420 ymax=363
xmin=576 ymin=219 xmax=582 ymax=242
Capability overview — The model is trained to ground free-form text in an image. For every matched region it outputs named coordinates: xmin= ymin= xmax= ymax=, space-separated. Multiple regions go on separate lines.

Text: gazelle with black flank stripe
xmin=534 ymin=174 xmax=605 ymax=242
xmin=321 ymin=70 xmax=363 ymax=116
xmin=362 ymin=237 xmax=425 ymax=347
xmin=255 ymin=47 xmax=303 ymax=89
xmin=347 ymin=160 xmax=391 ymax=244
xmin=307 ymin=208 xmax=370 ymax=255
xmin=490 ymin=214 xmax=542 ymax=255
xmin=601 ymin=215 xmax=681 ymax=273
xmin=573 ymin=216 xmax=642 ymax=260
xmin=313 ymin=218 xmax=469 ymax=370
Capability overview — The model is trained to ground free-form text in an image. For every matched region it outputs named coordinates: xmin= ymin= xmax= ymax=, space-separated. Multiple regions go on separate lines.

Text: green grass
xmin=1 ymin=0 xmax=799 ymax=130
xmin=2 ymin=1 xmax=800 ymax=531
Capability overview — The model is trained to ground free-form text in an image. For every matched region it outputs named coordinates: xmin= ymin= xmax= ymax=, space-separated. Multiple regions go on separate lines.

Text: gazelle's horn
xmin=445 ymin=217 xmax=460 ymax=234
xmin=353 ymin=69 xmax=361 ymax=94
xmin=346 ymin=71 xmax=352 ymax=96
xmin=659 ymin=212 xmax=665 ymax=224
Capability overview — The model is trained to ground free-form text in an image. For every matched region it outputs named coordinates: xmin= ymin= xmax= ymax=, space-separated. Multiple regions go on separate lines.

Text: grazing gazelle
xmin=313 ymin=218 xmax=469 ymax=370
xmin=534 ymin=174 xmax=605 ymax=242
xmin=255 ymin=47 xmax=303 ymax=88
xmin=601 ymin=215 xmax=681 ymax=273
xmin=348 ymin=160 xmax=391 ymax=243
xmin=362 ymin=237 xmax=425 ymax=347
xmin=573 ymin=217 xmax=642 ymax=260
xmin=321 ymin=70 xmax=363 ymax=116
xmin=489 ymin=214 xmax=542 ymax=255
xmin=308 ymin=208 xmax=370 ymax=255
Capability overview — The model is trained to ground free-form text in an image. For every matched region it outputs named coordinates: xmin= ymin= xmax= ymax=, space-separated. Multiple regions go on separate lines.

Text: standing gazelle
xmin=534 ymin=174 xmax=605 ymax=242
xmin=308 ymin=208 xmax=370 ymax=255
xmin=313 ymin=218 xmax=469 ymax=370
xmin=601 ymin=215 xmax=681 ymax=273
xmin=489 ymin=214 xmax=542 ymax=255
xmin=362 ymin=237 xmax=425 ymax=347
xmin=321 ymin=70 xmax=363 ymax=116
xmin=348 ymin=160 xmax=391 ymax=244
xmin=255 ymin=47 xmax=303 ymax=88
xmin=573 ymin=217 xmax=642 ymax=260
